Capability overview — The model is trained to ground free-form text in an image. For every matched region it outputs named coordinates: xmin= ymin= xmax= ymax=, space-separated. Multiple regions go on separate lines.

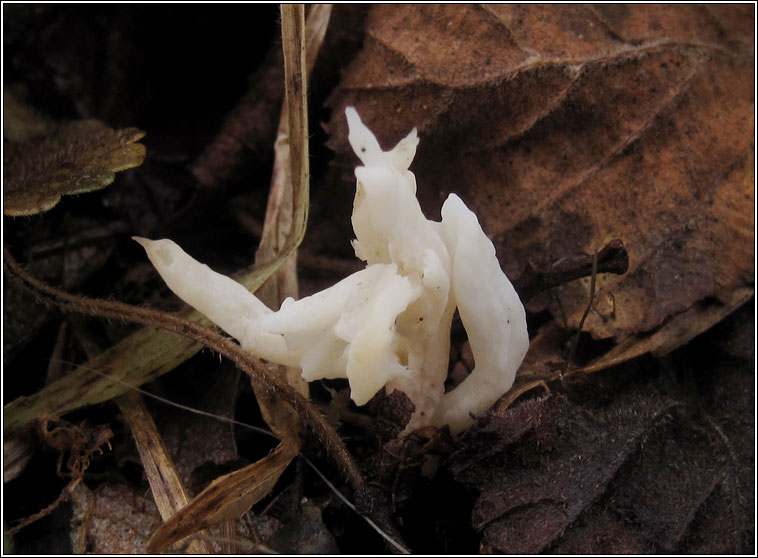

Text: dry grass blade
xmin=241 ymin=3 xmax=318 ymax=294
xmin=251 ymin=3 xmax=326 ymax=439
xmin=145 ymin=440 xmax=298 ymax=554
xmin=3 ymin=431 xmax=37 ymax=483
xmin=255 ymin=2 xmax=331 ymax=325
xmin=280 ymin=4 xmax=309 ymax=248
xmin=2 ymin=246 xmax=364 ymax=491
xmin=3 ymin=6 xmax=330 ymax=436
xmin=116 ymin=391 xmax=212 ymax=554
xmin=3 ymin=257 xmax=303 ymax=433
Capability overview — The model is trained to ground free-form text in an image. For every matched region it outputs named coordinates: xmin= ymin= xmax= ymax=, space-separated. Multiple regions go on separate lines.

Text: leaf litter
xmin=327 ymin=3 xmax=753 ymax=346
xmin=3 ymin=4 xmax=754 ymax=554
xmin=3 ymin=111 xmax=146 ymax=216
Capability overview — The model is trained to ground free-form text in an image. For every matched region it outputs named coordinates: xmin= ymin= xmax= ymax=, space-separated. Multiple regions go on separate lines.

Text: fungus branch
xmin=137 ymin=108 xmax=531 ymax=435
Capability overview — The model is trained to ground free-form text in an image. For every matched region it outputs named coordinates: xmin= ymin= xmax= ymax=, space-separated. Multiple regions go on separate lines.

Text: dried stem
xmin=562 ymin=249 xmax=598 ymax=378
xmin=513 ymin=238 xmax=629 ymax=301
xmin=3 ymin=246 xmax=365 ymax=494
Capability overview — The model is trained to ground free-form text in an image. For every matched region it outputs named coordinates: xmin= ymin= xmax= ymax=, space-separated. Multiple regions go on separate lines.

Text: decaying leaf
xmin=327 ymin=4 xmax=754 ymax=351
xmin=145 ymin=439 xmax=298 ymax=553
xmin=447 ymin=304 xmax=755 ymax=553
xmin=502 ymin=284 xmax=754 ymax=399
xmin=451 ymin=391 xmax=679 ymax=553
xmin=4 ymin=119 xmax=146 ymax=216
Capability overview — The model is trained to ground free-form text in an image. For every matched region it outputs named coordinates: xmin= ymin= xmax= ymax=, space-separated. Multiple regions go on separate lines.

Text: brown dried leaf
xmin=447 ymin=304 xmax=754 ymax=553
xmin=450 ymin=393 xmax=703 ymax=552
xmin=145 ymin=440 xmax=298 ymax=553
xmin=4 ymin=119 xmax=146 ymax=216
xmin=579 ymin=286 xmax=754 ymax=373
xmin=503 ymin=285 xmax=754 ymax=396
xmin=327 ymin=4 xmax=754 ymax=348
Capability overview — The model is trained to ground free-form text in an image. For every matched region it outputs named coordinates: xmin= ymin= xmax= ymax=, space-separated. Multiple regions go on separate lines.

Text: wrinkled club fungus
xmin=136 ymin=108 xmax=529 ymax=434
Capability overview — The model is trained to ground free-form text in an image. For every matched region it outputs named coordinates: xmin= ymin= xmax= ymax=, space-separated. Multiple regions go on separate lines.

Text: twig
xmin=3 ymin=246 xmax=365 ymax=495
xmin=51 ymin=358 xmax=409 ymax=554
xmin=513 ymin=238 xmax=628 ymax=301
xmin=561 ymin=249 xmax=598 ymax=379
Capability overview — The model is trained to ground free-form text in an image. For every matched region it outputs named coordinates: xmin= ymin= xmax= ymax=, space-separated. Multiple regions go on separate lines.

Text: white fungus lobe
xmin=136 ymin=107 xmax=529 ymax=434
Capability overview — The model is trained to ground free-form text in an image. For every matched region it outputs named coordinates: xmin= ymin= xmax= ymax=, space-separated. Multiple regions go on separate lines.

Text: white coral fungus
xmin=135 ymin=107 xmax=528 ymax=434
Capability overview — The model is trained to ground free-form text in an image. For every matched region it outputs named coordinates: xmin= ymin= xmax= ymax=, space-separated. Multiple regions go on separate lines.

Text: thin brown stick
xmin=562 ymin=249 xmax=598 ymax=379
xmin=3 ymin=246 xmax=365 ymax=494
xmin=514 ymin=238 xmax=628 ymax=301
